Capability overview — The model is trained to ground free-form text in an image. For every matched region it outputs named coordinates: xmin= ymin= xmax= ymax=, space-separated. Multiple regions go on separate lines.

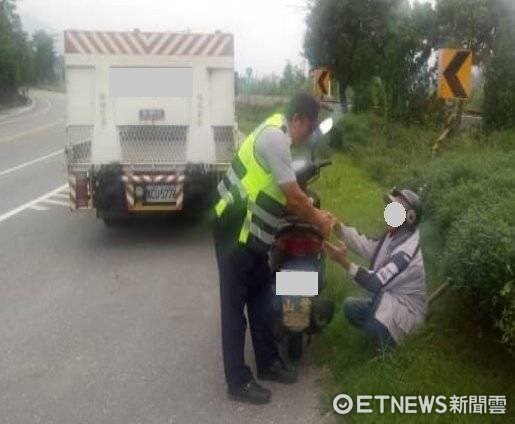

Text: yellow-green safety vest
xmin=214 ymin=113 xmax=289 ymax=252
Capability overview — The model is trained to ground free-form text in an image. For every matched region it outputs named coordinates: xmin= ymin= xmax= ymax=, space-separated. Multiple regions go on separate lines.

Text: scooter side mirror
xmin=310 ymin=118 xmax=333 ymax=160
xmin=319 ymin=117 xmax=333 ymax=135
xmin=309 ymin=117 xmax=334 ymax=152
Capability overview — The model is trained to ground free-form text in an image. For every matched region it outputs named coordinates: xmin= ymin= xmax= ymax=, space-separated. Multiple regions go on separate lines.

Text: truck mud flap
xmin=68 ymin=172 xmax=91 ymax=210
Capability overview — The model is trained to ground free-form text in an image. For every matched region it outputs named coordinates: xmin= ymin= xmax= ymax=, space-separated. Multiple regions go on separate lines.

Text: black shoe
xmin=228 ymin=379 xmax=271 ymax=405
xmin=257 ymin=358 xmax=298 ymax=384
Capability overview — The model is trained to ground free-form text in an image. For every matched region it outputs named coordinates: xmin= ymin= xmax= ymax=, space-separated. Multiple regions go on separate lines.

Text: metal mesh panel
xmin=213 ymin=126 xmax=235 ymax=162
xmin=118 ymin=125 xmax=188 ymax=163
xmin=66 ymin=125 xmax=92 ymax=165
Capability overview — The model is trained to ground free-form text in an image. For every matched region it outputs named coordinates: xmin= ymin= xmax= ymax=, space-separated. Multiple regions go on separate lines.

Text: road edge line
xmin=0 ymin=150 xmax=64 ymax=178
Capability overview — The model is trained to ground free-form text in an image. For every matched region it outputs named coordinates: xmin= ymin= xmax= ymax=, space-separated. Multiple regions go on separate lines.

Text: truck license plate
xmin=145 ymin=184 xmax=178 ymax=203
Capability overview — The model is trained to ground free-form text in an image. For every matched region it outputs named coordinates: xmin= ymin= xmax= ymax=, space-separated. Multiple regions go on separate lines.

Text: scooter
xmin=269 ymin=117 xmax=335 ymax=361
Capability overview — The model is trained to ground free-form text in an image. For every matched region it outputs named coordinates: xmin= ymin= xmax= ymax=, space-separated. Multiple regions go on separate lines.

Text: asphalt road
xmin=0 ymin=91 xmax=332 ymax=424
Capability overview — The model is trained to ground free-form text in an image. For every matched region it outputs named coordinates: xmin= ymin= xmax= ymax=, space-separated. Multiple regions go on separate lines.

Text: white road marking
xmin=28 ymin=204 xmax=50 ymax=211
xmin=52 ymin=192 xmax=70 ymax=200
xmin=0 ymin=184 xmax=67 ymax=224
xmin=41 ymin=199 xmax=69 ymax=207
xmin=0 ymin=150 xmax=64 ymax=178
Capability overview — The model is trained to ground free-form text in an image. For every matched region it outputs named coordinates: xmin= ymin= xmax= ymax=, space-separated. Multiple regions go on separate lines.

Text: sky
xmin=17 ymin=0 xmax=310 ymax=76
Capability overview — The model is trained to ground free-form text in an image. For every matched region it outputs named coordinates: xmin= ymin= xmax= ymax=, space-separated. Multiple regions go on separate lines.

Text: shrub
xmin=329 ymin=113 xmax=376 ymax=151
xmin=442 ymin=200 xmax=515 ymax=347
xmin=415 ymin=151 xmax=515 ymax=347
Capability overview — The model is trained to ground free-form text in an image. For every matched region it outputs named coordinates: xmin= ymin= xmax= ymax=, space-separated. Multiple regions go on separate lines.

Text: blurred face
xmin=384 ymin=194 xmax=409 ymax=233
xmin=288 ymin=114 xmax=315 ymax=146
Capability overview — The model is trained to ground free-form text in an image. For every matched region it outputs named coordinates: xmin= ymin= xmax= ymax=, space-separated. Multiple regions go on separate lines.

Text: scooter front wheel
xmin=287 ymin=332 xmax=303 ymax=361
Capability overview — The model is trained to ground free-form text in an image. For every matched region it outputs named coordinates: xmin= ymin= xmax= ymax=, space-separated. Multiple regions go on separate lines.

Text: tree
xmin=376 ymin=1 xmax=440 ymax=123
xmin=435 ymin=0 xmax=505 ymax=126
xmin=245 ymin=67 xmax=253 ymax=81
xmin=281 ymin=61 xmax=294 ymax=91
xmin=303 ymin=0 xmax=395 ymax=111
xmin=483 ymin=12 xmax=515 ymax=130
xmin=32 ymin=30 xmax=56 ymax=84
xmin=0 ymin=0 xmax=32 ymax=101
xmin=281 ymin=61 xmax=307 ymax=95
xmin=436 ymin=0 xmax=501 ymax=66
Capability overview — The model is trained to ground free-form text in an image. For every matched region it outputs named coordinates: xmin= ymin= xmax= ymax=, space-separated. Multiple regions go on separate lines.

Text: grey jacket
xmin=337 ymin=224 xmax=427 ymax=342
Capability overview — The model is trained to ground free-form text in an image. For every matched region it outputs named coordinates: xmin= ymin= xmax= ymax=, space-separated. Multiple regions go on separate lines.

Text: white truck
xmin=63 ymin=29 xmax=236 ymax=224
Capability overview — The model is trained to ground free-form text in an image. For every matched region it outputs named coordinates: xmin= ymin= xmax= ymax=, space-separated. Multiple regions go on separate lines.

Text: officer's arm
xmin=280 ymin=181 xmax=329 ymax=231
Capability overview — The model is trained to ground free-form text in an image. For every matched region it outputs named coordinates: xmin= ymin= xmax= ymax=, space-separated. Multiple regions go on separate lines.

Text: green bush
xmin=413 ymin=151 xmax=515 ymax=347
xmin=330 ymin=113 xmax=435 ymax=185
xmin=442 ymin=201 xmax=515 ymax=346
xmin=329 ymin=113 xmax=376 ymax=151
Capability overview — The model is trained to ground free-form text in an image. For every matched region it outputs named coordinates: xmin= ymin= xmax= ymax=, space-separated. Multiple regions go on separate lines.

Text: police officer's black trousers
xmin=213 ymin=210 xmax=279 ymax=389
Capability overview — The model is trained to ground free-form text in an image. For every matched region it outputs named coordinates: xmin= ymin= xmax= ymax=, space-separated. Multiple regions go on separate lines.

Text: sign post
xmin=433 ymin=49 xmax=473 ymax=154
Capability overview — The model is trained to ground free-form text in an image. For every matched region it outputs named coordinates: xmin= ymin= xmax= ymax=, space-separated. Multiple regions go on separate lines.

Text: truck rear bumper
xmin=122 ymin=172 xmax=186 ymax=212
xmin=68 ymin=163 xmax=227 ymax=216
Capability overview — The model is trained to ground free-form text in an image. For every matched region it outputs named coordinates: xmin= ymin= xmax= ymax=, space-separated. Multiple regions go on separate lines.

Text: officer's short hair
xmin=286 ymin=92 xmax=320 ymax=125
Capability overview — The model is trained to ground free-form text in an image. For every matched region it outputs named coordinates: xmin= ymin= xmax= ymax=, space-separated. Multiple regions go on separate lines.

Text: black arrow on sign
xmin=318 ymin=70 xmax=329 ymax=95
xmin=443 ymin=50 xmax=470 ymax=99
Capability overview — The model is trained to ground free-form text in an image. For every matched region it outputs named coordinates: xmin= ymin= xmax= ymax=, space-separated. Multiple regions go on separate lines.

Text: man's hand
xmin=318 ymin=210 xmax=337 ymax=239
xmin=323 ymin=240 xmax=350 ymax=269
xmin=332 ymin=220 xmax=345 ymax=239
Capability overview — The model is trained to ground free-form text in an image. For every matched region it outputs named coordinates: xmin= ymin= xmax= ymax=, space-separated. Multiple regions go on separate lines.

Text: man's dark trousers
xmin=213 ymin=206 xmax=279 ymax=389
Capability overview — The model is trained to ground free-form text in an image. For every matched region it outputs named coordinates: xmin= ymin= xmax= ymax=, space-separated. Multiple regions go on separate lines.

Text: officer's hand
xmin=323 ymin=240 xmax=348 ymax=263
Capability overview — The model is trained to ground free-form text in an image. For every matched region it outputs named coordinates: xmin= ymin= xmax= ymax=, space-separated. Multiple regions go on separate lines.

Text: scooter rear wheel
xmin=287 ymin=332 xmax=303 ymax=361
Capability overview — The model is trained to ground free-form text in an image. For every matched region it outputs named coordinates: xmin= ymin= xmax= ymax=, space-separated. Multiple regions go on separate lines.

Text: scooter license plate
xmin=276 ymin=271 xmax=318 ymax=296
xmin=282 ymin=296 xmax=312 ymax=331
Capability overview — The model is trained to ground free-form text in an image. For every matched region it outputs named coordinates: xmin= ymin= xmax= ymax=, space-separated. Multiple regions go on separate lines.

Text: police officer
xmin=213 ymin=93 xmax=335 ymax=404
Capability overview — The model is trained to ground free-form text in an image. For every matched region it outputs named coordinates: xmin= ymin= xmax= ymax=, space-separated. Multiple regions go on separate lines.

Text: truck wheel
xmin=103 ymin=217 xmax=125 ymax=227
xmin=287 ymin=332 xmax=303 ymax=361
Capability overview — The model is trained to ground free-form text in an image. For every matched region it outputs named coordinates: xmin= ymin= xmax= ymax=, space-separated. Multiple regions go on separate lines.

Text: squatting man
xmin=324 ymin=188 xmax=427 ymax=350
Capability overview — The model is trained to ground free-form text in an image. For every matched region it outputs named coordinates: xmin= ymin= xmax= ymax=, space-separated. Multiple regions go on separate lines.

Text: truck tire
xmin=103 ymin=217 xmax=126 ymax=227
xmin=287 ymin=332 xmax=303 ymax=361
xmin=94 ymin=164 xmax=127 ymax=219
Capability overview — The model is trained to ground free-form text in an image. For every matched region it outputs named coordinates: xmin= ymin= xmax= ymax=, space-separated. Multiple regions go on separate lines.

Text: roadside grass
xmin=311 ymin=153 xmax=514 ymax=423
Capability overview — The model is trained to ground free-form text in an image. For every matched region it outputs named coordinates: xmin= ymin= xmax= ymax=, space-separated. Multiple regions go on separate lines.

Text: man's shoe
xmin=228 ymin=379 xmax=271 ymax=405
xmin=257 ymin=358 xmax=298 ymax=384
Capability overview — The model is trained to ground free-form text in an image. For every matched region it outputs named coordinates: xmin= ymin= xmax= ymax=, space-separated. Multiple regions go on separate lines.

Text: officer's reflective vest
xmin=214 ymin=113 xmax=288 ymax=252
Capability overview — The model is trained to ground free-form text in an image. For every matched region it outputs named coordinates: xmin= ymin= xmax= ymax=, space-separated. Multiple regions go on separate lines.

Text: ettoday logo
xmin=333 ymin=394 xmax=507 ymax=415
